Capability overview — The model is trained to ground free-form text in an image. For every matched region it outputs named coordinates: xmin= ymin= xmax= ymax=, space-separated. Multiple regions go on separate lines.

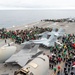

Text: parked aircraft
xmin=14 ymin=54 xmax=49 ymax=75
xmin=5 ymin=42 xmax=43 ymax=67
xmin=0 ymin=45 xmax=16 ymax=63
xmin=29 ymin=28 xmax=65 ymax=47
xmin=30 ymin=34 xmax=57 ymax=47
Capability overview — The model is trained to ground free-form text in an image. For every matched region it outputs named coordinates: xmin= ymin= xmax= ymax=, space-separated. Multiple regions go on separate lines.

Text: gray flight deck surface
xmin=0 ymin=21 xmax=75 ymax=75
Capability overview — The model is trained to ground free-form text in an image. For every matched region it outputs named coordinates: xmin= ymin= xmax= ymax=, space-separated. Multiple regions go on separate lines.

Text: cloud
xmin=0 ymin=0 xmax=75 ymax=9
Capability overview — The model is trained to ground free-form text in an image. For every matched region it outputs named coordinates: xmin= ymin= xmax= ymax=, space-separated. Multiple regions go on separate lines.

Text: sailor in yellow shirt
xmin=64 ymin=45 xmax=67 ymax=49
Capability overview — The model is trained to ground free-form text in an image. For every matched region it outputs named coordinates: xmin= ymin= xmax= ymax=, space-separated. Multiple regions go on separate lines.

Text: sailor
xmin=64 ymin=67 xmax=66 ymax=72
xmin=49 ymin=64 xmax=51 ymax=69
xmin=65 ymin=62 xmax=68 ymax=67
xmin=70 ymin=72 xmax=74 ymax=75
xmin=53 ymin=67 xmax=56 ymax=73
xmin=5 ymin=39 xmax=7 ymax=43
xmin=68 ymin=67 xmax=70 ymax=72
xmin=64 ymin=70 xmax=68 ymax=75
xmin=51 ymin=64 xmax=53 ymax=69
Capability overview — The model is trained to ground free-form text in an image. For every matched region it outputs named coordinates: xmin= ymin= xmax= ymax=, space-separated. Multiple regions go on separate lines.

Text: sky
xmin=0 ymin=0 xmax=75 ymax=9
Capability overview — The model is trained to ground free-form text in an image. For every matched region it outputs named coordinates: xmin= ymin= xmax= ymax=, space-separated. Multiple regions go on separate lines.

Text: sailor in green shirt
xmin=68 ymin=46 xmax=72 ymax=51
xmin=50 ymin=47 xmax=53 ymax=52
xmin=74 ymin=40 xmax=75 ymax=43
xmin=12 ymin=35 xmax=16 ymax=39
xmin=69 ymin=53 xmax=73 ymax=58
xmin=63 ymin=50 xmax=67 ymax=57
xmin=53 ymin=67 xmax=57 ymax=73
xmin=55 ymin=45 xmax=59 ymax=50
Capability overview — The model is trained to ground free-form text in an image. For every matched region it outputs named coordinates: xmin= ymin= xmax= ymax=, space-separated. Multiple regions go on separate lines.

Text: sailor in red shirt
xmin=57 ymin=57 xmax=62 ymax=62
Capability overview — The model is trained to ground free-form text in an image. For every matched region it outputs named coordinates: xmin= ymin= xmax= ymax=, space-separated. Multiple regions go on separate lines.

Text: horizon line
xmin=0 ymin=7 xmax=75 ymax=10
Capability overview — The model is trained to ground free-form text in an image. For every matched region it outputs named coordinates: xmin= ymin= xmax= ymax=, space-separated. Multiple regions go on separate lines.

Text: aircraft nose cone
xmin=0 ymin=46 xmax=16 ymax=63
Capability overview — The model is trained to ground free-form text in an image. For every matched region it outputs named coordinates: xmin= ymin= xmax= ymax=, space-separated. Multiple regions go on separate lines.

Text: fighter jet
xmin=14 ymin=54 xmax=49 ymax=75
xmin=29 ymin=28 xmax=65 ymax=47
xmin=30 ymin=34 xmax=57 ymax=47
xmin=0 ymin=43 xmax=16 ymax=63
xmin=5 ymin=42 xmax=43 ymax=67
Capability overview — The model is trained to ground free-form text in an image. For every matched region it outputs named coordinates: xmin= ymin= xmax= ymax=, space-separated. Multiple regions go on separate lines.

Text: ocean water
xmin=0 ymin=9 xmax=75 ymax=28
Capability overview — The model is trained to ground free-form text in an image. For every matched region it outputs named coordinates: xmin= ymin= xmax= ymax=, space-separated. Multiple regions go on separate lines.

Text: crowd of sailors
xmin=49 ymin=34 xmax=75 ymax=75
xmin=43 ymin=18 xmax=75 ymax=22
xmin=0 ymin=27 xmax=54 ymax=44
xmin=0 ymin=27 xmax=75 ymax=75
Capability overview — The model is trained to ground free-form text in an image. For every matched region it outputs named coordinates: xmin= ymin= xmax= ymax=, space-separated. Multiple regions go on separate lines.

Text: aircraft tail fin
xmin=40 ymin=31 xmax=50 ymax=39
xmin=48 ymin=35 xmax=57 ymax=43
xmin=58 ymin=28 xmax=65 ymax=34
xmin=52 ymin=28 xmax=56 ymax=31
xmin=42 ymin=34 xmax=48 ymax=38
xmin=31 ymin=45 xmax=39 ymax=53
